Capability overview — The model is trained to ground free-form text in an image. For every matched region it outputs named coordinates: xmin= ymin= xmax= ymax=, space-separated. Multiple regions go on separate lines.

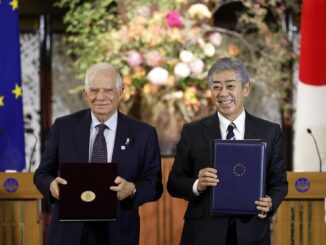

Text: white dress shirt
xmin=218 ymin=110 xmax=245 ymax=140
xmin=88 ymin=111 xmax=118 ymax=162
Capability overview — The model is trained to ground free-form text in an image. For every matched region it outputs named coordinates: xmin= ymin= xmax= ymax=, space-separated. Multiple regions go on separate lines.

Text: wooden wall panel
xmin=139 ymin=157 xmax=187 ymax=245
xmin=0 ymin=173 xmax=43 ymax=245
xmin=272 ymin=172 xmax=326 ymax=245
xmin=0 ymin=200 xmax=42 ymax=245
xmin=273 ymin=200 xmax=326 ymax=245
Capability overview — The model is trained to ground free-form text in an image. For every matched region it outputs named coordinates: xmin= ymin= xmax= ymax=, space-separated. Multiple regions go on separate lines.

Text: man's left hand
xmin=255 ymin=196 xmax=272 ymax=219
xmin=110 ymin=176 xmax=136 ymax=200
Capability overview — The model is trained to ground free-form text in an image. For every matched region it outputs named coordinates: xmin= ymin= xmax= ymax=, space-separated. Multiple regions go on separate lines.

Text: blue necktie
xmin=91 ymin=124 xmax=108 ymax=163
xmin=226 ymin=123 xmax=236 ymax=140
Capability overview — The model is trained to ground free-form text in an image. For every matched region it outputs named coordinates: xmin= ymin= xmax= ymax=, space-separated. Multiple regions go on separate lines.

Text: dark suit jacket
xmin=34 ymin=109 xmax=163 ymax=245
xmin=167 ymin=112 xmax=288 ymax=245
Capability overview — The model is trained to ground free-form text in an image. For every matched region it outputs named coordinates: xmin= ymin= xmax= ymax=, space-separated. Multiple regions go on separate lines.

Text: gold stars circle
xmin=233 ymin=163 xmax=246 ymax=177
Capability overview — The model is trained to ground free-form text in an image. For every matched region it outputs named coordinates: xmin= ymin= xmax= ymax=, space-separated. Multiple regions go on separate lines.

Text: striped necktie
xmin=226 ymin=123 xmax=236 ymax=140
xmin=91 ymin=124 xmax=108 ymax=163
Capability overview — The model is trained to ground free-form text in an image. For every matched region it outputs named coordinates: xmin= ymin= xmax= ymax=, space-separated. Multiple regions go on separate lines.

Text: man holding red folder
xmin=34 ymin=63 xmax=163 ymax=245
xmin=167 ymin=57 xmax=288 ymax=245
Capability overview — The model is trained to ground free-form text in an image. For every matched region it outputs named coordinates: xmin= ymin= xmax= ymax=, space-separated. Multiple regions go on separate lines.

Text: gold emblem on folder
xmin=81 ymin=191 xmax=96 ymax=202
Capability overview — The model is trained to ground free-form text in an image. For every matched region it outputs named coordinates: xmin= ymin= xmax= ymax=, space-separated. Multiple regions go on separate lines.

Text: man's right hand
xmin=49 ymin=177 xmax=67 ymax=199
xmin=197 ymin=167 xmax=219 ymax=192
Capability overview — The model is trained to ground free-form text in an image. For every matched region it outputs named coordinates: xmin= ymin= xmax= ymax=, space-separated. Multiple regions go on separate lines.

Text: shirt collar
xmin=90 ymin=111 xmax=118 ymax=132
xmin=217 ymin=109 xmax=246 ymax=135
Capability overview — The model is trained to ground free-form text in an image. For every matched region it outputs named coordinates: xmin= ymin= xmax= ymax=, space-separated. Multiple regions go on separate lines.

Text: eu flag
xmin=0 ymin=0 xmax=26 ymax=171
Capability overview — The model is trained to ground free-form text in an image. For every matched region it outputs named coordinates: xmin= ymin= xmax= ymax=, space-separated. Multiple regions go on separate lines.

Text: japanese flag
xmin=294 ymin=0 xmax=326 ymax=171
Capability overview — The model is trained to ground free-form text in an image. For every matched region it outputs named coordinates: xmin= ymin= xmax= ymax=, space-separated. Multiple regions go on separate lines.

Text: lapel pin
xmin=121 ymin=145 xmax=126 ymax=150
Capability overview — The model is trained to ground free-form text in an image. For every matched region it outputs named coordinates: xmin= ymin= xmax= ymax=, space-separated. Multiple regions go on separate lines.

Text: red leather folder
xmin=58 ymin=163 xmax=117 ymax=221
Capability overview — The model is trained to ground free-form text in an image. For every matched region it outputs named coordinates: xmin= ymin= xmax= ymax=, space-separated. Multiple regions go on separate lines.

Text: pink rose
xmin=166 ymin=11 xmax=183 ymax=28
xmin=145 ymin=51 xmax=162 ymax=67
xmin=138 ymin=7 xmax=151 ymax=17
xmin=127 ymin=50 xmax=143 ymax=67
xmin=209 ymin=32 xmax=222 ymax=46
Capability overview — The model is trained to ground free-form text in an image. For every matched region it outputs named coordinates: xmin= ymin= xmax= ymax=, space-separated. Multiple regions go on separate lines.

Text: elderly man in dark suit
xmin=34 ymin=63 xmax=163 ymax=245
xmin=167 ymin=57 xmax=288 ymax=245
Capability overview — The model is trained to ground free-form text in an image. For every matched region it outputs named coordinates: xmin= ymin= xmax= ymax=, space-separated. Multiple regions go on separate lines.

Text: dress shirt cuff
xmin=192 ymin=179 xmax=200 ymax=196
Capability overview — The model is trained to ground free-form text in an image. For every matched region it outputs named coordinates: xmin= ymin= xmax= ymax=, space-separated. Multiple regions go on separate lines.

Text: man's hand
xmin=255 ymin=196 xmax=272 ymax=219
xmin=197 ymin=167 xmax=219 ymax=192
xmin=110 ymin=176 xmax=136 ymax=201
xmin=49 ymin=177 xmax=67 ymax=200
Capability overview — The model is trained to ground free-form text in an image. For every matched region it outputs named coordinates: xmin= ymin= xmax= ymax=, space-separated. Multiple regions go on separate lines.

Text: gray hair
xmin=84 ymin=63 xmax=123 ymax=91
xmin=207 ymin=57 xmax=249 ymax=87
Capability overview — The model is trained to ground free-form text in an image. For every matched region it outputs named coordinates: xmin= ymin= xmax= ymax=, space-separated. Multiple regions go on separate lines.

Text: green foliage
xmin=55 ymin=0 xmax=117 ymax=78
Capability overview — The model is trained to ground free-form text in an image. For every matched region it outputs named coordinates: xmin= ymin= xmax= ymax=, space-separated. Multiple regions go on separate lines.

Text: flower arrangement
xmin=56 ymin=0 xmax=298 ymax=124
xmin=95 ymin=1 xmax=231 ymax=121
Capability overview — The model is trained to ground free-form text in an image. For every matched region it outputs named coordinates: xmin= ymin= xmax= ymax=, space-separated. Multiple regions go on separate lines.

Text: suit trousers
xmin=226 ymin=218 xmax=237 ymax=245
xmin=80 ymin=222 xmax=109 ymax=245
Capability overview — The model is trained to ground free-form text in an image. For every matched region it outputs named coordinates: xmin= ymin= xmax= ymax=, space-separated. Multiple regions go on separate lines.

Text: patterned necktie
xmin=226 ymin=122 xmax=236 ymax=140
xmin=91 ymin=124 xmax=108 ymax=163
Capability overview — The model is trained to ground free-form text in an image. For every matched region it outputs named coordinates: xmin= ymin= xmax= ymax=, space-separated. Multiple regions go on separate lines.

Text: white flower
xmin=203 ymin=43 xmax=215 ymax=57
xmin=188 ymin=4 xmax=212 ymax=19
xmin=197 ymin=38 xmax=205 ymax=47
xmin=179 ymin=50 xmax=194 ymax=63
xmin=171 ymin=91 xmax=184 ymax=99
xmin=190 ymin=58 xmax=204 ymax=74
xmin=174 ymin=62 xmax=191 ymax=78
xmin=147 ymin=67 xmax=169 ymax=85
xmin=163 ymin=91 xmax=184 ymax=100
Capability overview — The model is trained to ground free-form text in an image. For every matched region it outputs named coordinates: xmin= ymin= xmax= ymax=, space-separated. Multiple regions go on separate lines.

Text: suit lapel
xmin=112 ymin=112 xmax=131 ymax=165
xmin=202 ymin=113 xmax=222 ymax=142
xmin=74 ymin=109 xmax=91 ymax=162
xmin=244 ymin=112 xmax=260 ymax=139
